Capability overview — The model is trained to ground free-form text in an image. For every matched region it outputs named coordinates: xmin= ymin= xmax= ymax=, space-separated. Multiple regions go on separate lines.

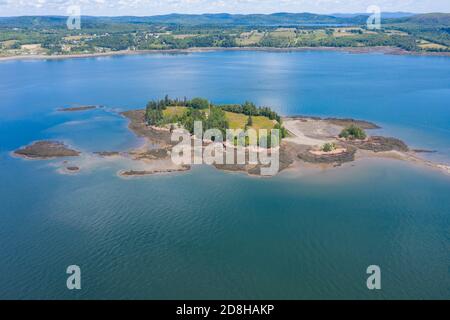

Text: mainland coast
xmin=1 ymin=46 xmax=450 ymax=63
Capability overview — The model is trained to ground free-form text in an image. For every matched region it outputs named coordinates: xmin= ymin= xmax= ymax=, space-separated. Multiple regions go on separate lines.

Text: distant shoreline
xmin=1 ymin=46 xmax=450 ymax=62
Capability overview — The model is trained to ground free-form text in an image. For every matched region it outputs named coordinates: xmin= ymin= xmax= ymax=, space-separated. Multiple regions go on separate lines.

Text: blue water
xmin=0 ymin=51 xmax=449 ymax=299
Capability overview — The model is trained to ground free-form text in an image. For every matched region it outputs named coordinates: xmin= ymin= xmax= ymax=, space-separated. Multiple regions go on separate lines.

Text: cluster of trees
xmin=220 ymin=101 xmax=282 ymax=123
xmin=259 ymin=36 xmax=292 ymax=48
xmin=147 ymin=95 xmax=209 ymax=111
xmin=287 ymin=32 xmax=419 ymax=50
xmin=75 ymin=31 xmax=237 ymax=52
xmin=339 ymin=125 xmax=367 ymax=140
xmin=157 ymin=34 xmax=237 ymax=49
xmin=274 ymin=123 xmax=288 ymax=139
xmin=177 ymin=107 xmax=229 ymax=136
xmin=90 ymin=34 xmax=134 ymax=50
xmin=145 ymin=96 xmax=210 ymax=126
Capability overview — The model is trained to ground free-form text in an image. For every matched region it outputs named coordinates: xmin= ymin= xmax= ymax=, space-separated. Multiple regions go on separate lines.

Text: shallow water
xmin=0 ymin=51 xmax=449 ymax=299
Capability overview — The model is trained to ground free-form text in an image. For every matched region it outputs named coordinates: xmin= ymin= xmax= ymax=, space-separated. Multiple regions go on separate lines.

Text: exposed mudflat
xmin=121 ymin=110 xmax=174 ymax=147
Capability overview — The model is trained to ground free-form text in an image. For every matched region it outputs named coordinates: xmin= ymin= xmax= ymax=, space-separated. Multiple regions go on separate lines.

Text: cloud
xmin=0 ymin=0 xmax=449 ymax=16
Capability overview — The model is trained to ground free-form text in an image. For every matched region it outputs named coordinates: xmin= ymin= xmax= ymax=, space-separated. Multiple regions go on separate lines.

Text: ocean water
xmin=0 ymin=51 xmax=449 ymax=299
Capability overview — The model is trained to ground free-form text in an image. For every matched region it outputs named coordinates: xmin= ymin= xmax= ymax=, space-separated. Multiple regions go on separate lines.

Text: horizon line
xmin=1 ymin=11 xmax=447 ymax=18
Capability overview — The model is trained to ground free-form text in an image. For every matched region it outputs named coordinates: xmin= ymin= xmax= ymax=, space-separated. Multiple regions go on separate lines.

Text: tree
xmin=274 ymin=123 xmax=288 ymax=138
xmin=188 ymin=97 xmax=209 ymax=109
xmin=146 ymin=109 xmax=163 ymax=126
xmin=178 ymin=108 xmax=206 ymax=134
xmin=205 ymin=107 xmax=229 ymax=135
xmin=339 ymin=125 xmax=367 ymax=140
xmin=242 ymin=101 xmax=257 ymax=116
xmin=322 ymin=142 xmax=337 ymax=152
xmin=247 ymin=115 xmax=253 ymax=127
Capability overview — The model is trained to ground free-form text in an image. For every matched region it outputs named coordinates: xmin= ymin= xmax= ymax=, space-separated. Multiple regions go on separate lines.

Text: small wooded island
xmin=12 ymin=96 xmax=450 ymax=177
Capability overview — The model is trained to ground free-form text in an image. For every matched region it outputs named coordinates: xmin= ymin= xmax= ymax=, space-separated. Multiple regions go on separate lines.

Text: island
xmin=57 ymin=105 xmax=101 ymax=112
xmin=13 ymin=141 xmax=80 ymax=159
xmin=12 ymin=96 xmax=450 ymax=177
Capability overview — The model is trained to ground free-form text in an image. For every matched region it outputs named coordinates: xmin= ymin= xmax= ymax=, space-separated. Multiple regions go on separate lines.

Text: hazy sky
xmin=0 ymin=0 xmax=449 ymax=16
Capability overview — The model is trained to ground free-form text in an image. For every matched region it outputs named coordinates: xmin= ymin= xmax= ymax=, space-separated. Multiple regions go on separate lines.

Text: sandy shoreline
xmin=1 ymin=46 xmax=449 ymax=62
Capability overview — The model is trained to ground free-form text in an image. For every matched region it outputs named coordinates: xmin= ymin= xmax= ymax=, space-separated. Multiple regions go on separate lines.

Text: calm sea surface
xmin=0 ymin=51 xmax=449 ymax=299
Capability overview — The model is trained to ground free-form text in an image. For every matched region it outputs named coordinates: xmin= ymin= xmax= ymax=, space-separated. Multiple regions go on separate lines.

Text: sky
xmin=0 ymin=0 xmax=449 ymax=17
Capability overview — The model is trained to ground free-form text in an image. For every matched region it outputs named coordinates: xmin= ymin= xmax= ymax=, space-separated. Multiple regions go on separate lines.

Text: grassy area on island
xmin=162 ymin=106 xmax=276 ymax=136
xmin=162 ymin=106 xmax=189 ymax=120
xmin=224 ymin=111 xmax=276 ymax=131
